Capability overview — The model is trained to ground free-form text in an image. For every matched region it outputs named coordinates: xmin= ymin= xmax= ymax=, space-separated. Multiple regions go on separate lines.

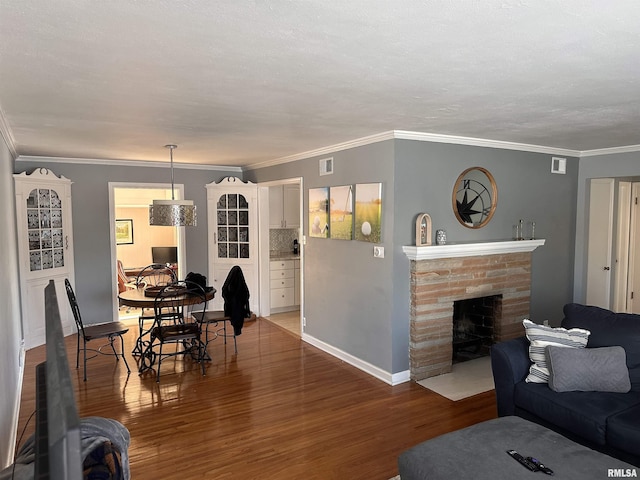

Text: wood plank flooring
xmin=264 ymin=310 xmax=301 ymax=337
xmin=16 ymin=317 xmax=497 ymax=479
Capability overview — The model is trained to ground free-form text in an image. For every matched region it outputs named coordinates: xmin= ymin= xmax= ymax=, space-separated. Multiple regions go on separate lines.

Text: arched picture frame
xmin=415 ymin=213 xmax=432 ymax=246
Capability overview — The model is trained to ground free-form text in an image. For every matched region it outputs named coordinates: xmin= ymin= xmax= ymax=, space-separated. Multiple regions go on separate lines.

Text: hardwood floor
xmin=263 ymin=310 xmax=301 ymax=337
xmin=16 ymin=317 xmax=497 ymax=479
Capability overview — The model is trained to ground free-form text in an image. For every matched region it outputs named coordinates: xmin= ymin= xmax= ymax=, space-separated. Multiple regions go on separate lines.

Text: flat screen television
xmin=34 ymin=280 xmax=83 ymax=479
xmin=151 ymin=246 xmax=178 ymax=265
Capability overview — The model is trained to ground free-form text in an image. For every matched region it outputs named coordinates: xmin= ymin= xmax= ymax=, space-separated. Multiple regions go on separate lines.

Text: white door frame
xmin=108 ymin=182 xmax=187 ymax=321
xmin=628 ymin=183 xmax=640 ymax=313
xmin=257 ymin=177 xmax=303 ymax=330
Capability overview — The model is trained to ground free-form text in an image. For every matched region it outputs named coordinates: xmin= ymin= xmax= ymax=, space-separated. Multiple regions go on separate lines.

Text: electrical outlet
xmin=303 ymin=317 xmax=306 ymax=327
xmin=373 ymin=246 xmax=385 ymax=258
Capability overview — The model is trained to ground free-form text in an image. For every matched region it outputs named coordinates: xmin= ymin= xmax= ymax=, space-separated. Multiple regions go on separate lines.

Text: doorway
xmin=622 ymin=182 xmax=640 ymax=313
xmin=258 ymin=177 xmax=304 ymax=337
xmin=587 ymin=177 xmax=640 ymax=313
xmin=109 ymin=182 xmax=188 ymax=321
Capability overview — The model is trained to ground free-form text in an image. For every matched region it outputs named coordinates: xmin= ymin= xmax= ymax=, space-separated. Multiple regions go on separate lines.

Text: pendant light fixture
xmin=149 ymin=144 xmax=197 ymax=226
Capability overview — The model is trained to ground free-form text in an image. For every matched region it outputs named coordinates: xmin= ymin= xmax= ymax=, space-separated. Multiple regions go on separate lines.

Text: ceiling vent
xmin=319 ymin=157 xmax=334 ymax=176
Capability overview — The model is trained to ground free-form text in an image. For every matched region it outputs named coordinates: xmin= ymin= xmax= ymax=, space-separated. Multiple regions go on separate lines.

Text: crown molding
xmin=11 ymin=131 xmax=638 ymax=172
xmin=15 ymin=155 xmax=242 ymax=172
xmin=0 ymin=106 xmax=17 ymax=159
xmin=393 ymin=130 xmax=581 ymax=157
xmin=243 ymin=131 xmax=397 ymax=170
xmin=579 ymin=144 xmax=640 ymax=157
xmin=244 ymin=130 xmax=581 ymax=171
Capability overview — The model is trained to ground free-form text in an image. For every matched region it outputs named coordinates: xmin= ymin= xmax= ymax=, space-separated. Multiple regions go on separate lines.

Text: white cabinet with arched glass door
xmin=14 ymin=168 xmax=75 ymax=348
xmin=206 ymin=177 xmax=259 ymax=313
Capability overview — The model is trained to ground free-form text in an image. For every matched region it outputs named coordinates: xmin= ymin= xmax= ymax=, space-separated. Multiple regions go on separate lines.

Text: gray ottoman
xmin=398 ymin=416 xmax=637 ymax=480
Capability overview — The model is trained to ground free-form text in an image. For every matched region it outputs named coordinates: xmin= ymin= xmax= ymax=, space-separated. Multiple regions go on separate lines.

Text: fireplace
xmin=403 ymin=240 xmax=544 ymax=381
xmin=452 ymin=295 xmax=500 ymax=363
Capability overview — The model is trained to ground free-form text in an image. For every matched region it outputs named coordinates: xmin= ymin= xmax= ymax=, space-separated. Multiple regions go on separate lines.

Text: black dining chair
xmin=143 ymin=281 xmax=209 ymax=382
xmin=64 ymin=278 xmax=131 ymax=381
xmin=192 ymin=265 xmax=251 ymax=354
xmin=131 ymin=263 xmax=178 ymax=356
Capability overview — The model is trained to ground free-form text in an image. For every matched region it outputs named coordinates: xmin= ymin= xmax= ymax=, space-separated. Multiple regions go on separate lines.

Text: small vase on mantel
xmin=435 ymin=229 xmax=447 ymax=245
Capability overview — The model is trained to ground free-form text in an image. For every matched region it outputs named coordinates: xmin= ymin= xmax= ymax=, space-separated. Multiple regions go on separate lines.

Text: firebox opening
xmin=452 ymin=295 xmax=501 ymax=364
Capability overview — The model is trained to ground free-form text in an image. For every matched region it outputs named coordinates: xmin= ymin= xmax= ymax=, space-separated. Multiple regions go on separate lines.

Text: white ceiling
xmin=1 ymin=1 xmax=640 ymax=168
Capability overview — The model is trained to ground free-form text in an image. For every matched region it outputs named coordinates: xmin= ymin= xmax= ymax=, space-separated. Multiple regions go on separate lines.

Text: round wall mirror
xmin=452 ymin=167 xmax=498 ymax=229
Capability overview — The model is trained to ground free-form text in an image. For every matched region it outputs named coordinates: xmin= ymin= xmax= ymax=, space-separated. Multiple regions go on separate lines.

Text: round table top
xmin=118 ymin=286 xmax=216 ymax=309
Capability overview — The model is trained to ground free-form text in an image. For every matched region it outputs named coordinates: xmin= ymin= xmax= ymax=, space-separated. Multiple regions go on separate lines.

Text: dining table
xmin=118 ymin=285 xmax=216 ymax=309
xmin=118 ymin=286 xmax=216 ymax=374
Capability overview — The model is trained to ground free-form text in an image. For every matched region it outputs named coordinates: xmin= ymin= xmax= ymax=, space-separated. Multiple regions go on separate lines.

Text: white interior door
xmin=628 ymin=183 xmax=640 ymax=314
xmin=614 ymin=182 xmax=632 ymax=312
xmin=586 ymin=178 xmax=614 ymax=309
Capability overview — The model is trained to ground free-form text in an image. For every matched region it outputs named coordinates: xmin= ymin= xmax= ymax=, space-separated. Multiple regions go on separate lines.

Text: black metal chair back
xmin=142 ymin=281 xmax=209 ymax=382
xmin=135 ymin=264 xmax=177 ymax=289
xmin=65 ymin=278 xmax=86 ymax=337
xmin=64 ymin=278 xmax=130 ymax=381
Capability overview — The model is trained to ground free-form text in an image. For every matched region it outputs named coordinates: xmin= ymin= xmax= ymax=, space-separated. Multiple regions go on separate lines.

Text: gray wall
xmin=12 ymin=137 xmax=582 ymax=385
xmin=247 ymin=138 xmax=580 ymax=376
xmin=393 ymin=141 xmax=579 ymax=328
xmin=0 ymin=137 xmax=22 ymax=468
xmin=15 ymin=160 xmax=238 ymax=324
xmin=245 ymin=141 xmax=398 ymax=373
xmin=573 ymin=152 xmax=640 ymax=303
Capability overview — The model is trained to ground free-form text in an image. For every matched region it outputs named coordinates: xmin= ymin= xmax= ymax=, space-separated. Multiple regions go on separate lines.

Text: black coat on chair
xmin=222 ymin=266 xmax=250 ymax=335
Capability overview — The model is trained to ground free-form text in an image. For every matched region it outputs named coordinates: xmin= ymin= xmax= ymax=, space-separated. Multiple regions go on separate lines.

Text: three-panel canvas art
xmin=309 ymin=183 xmax=382 ymax=243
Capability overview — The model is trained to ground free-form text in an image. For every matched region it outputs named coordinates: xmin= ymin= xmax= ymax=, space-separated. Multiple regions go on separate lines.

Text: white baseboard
xmin=301 ymin=333 xmax=410 ymax=386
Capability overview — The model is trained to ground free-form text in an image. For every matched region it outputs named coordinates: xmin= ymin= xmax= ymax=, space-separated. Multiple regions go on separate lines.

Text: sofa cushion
xmin=523 ymin=319 xmax=590 ymax=384
xmin=513 ymin=382 xmax=640 ymax=445
xmin=546 ymin=345 xmax=631 ymax=393
xmin=608 ymin=404 xmax=640 ymax=458
xmin=562 ymin=303 xmax=640 ymax=391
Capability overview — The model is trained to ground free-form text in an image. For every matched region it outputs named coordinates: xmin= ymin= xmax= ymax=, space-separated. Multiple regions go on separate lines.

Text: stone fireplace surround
xmin=403 ymin=240 xmax=544 ymax=381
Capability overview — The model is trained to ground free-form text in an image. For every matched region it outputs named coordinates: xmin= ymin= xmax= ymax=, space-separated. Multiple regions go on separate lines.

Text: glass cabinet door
xmin=26 ymin=188 xmax=66 ymax=271
xmin=216 ymin=193 xmax=250 ymax=259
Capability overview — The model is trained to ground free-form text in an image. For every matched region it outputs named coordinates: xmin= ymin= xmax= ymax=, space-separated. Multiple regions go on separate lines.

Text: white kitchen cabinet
xmin=270 ymin=259 xmax=299 ymax=312
xmin=294 ymin=259 xmax=300 ymax=306
xmin=14 ymin=168 xmax=75 ymax=349
xmin=269 ymin=184 xmax=300 ymax=228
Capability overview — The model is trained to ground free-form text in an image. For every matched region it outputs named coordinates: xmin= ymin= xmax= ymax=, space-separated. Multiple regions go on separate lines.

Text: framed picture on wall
xmin=115 ymin=219 xmax=134 ymax=245
xmin=309 ymin=187 xmax=329 ymax=238
xmin=329 ymin=185 xmax=353 ymax=240
xmin=354 ymin=183 xmax=382 ymax=243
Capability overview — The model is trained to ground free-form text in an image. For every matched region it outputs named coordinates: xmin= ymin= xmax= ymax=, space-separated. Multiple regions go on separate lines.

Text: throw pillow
xmin=523 ymin=319 xmax=590 ymax=383
xmin=546 ymin=345 xmax=631 ymax=393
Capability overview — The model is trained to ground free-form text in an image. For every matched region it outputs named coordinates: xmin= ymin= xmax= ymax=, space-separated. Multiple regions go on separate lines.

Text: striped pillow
xmin=523 ymin=319 xmax=590 ymax=383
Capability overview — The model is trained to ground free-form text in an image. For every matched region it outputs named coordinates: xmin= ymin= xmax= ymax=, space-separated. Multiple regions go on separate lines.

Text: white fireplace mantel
xmin=402 ymin=239 xmax=545 ymax=261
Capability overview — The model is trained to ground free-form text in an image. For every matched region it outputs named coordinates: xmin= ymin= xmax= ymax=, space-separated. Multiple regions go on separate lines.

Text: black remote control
xmin=527 ymin=457 xmax=555 ymax=476
xmin=506 ymin=450 xmax=539 ymax=472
